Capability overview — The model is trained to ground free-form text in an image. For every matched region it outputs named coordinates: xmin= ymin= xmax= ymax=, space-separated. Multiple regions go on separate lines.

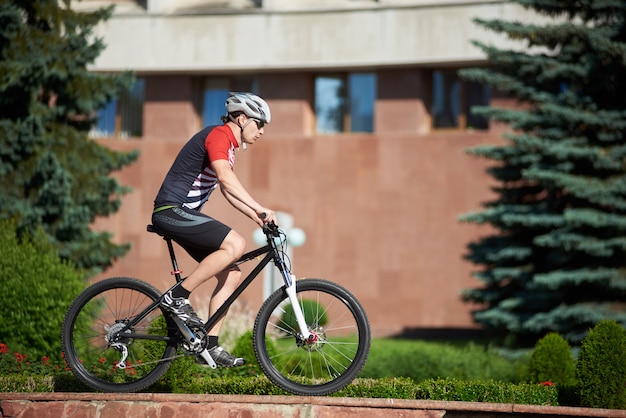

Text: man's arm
xmin=212 ymin=159 xmax=276 ymax=226
xmin=220 ymin=185 xmax=259 ymax=223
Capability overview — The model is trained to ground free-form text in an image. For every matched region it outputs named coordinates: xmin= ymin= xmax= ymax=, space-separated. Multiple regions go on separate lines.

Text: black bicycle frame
xmin=166 ymin=229 xmax=293 ymax=333
xmin=202 ymin=247 xmax=273 ymax=332
xmin=116 ymin=228 xmax=290 ymax=341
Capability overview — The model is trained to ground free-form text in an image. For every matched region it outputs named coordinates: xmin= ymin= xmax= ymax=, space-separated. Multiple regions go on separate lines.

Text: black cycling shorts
xmin=151 ymin=206 xmax=231 ymax=262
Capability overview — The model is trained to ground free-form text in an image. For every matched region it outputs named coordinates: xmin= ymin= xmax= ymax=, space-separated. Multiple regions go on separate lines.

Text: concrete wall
xmin=78 ymin=0 xmax=540 ymax=72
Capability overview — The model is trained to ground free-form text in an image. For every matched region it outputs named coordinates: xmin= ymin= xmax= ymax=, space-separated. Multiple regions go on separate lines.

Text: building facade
xmin=77 ymin=0 xmax=536 ymax=337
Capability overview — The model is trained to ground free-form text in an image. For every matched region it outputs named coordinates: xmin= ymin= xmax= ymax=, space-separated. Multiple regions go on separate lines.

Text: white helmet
xmin=225 ymin=92 xmax=271 ymax=124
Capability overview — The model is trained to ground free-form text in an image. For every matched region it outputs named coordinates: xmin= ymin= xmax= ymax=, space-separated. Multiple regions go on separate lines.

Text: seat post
xmin=164 ymin=237 xmax=183 ymax=283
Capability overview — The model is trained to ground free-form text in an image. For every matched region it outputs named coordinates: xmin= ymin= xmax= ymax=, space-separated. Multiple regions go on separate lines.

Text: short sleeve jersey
xmin=154 ymin=125 xmax=238 ymax=210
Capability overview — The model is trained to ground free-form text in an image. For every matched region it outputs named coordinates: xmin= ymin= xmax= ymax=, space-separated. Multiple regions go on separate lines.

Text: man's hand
xmin=257 ymin=208 xmax=277 ymax=226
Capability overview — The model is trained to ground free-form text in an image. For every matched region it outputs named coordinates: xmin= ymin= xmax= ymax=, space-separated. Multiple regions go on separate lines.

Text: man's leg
xmin=206 ymin=267 xmax=243 ymax=335
xmin=182 ymin=230 xmax=246 ymax=291
xmin=185 ymin=231 xmax=247 ymax=367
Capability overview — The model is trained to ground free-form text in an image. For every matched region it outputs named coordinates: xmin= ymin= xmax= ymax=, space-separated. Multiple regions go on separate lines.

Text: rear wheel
xmin=253 ymin=278 xmax=371 ymax=395
xmin=61 ymin=277 xmax=178 ymax=392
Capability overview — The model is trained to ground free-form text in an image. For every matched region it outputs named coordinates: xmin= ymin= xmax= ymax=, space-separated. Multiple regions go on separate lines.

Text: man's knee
xmin=222 ymin=231 xmax=246 ymax=259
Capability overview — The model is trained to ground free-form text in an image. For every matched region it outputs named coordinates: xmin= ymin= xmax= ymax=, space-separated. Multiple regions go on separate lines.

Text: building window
xmin=315 ymin=72 xmax=376 ymax=134
xmin=432 ymin=69 xmax=489 ymax=130
xmin=202 ymin=76 xmax=257 ymax=126
xmin=349 ymin=73 xmax=376 ymax=132
xmin=91 ymin=78 xmax=145 ymax=138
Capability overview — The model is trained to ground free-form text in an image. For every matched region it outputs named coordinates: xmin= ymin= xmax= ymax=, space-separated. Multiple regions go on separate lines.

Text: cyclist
xmin=151 ymin=92 xmax=277 ymax=367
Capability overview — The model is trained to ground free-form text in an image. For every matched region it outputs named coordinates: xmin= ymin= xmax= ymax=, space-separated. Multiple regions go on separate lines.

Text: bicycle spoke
xmin=254 ymin=279 xmax=370 ymax=395
xmin=62 ymin=277 xmax=178 ymax=392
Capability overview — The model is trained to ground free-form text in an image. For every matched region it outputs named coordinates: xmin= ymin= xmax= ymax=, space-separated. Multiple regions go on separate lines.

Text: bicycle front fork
xmin=285 ymin=274 xmax=314 ymax=342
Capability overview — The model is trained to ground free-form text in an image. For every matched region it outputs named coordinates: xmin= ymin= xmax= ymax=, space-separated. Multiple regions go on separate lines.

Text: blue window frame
xmin=349 ymin=73 xmax=376 ymax=132
xmin=92 ymin=78 xmax=145 ymax=138
xmin=432 ymin=69 xmax=489 ymax=130
xmin=202 ymin=77 xmax=257 ymax=127
xmin=315 ymin=72 xmax=376 ymax=134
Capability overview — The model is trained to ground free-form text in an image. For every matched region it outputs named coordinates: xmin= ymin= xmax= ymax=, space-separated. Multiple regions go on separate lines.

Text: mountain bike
xmin=61 ymin=221 xmax=371 ymax=396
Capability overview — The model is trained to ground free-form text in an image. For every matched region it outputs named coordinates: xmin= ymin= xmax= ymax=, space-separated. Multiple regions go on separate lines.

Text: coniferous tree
xmin=460 ymin=0 xmax=626 ymax=345
xmin=0 ymin=0 xmax=138 ymax=273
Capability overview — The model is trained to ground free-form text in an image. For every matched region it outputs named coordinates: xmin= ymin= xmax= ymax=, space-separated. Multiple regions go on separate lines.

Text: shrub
xmin=335 ymin=377 xmax=417 ymax=399
xmin=280 ymin=299 xmax=328 ymax=332
xmin=0 ymin=375 xmax=55 ymax=393
xmin=155 ymin=352 xmax=198 ymax=393
xmin=414 ymin=378 xmax=558 ymax=405
xmin=194 ymin=329 xmax=278 ymax=379
xmin=0 ymin=220 xmax=86 ymax=360
xmin=527 ymin=332 xmax=576 ymax=387
xmin=360 ymin=339 xmax=526 ymax=383
xmin=576 ymin=320 xmax=626 ymax=409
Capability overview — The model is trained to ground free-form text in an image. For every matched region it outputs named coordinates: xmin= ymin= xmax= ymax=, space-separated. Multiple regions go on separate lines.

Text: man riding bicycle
xmin=151 ymin=92 xmax=277 ymax=367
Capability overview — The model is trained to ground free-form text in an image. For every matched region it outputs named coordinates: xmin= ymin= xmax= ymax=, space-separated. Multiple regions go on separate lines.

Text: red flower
xmin=0 ymin=343 xmax=8 ymax=354
xmin=541 ymin=381 xmax=554 ymax=387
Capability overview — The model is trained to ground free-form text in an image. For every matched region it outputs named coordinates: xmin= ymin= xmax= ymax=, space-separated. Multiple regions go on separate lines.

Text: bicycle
xmin=61 ymin=221 xmax=371 ymax=396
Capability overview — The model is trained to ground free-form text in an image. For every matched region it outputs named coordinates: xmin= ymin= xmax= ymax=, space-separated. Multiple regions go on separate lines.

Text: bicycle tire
xmin=61 ymin=277 xmax=178 ymax=393
xmin=253 ymin=278 xmax=371 ymax=396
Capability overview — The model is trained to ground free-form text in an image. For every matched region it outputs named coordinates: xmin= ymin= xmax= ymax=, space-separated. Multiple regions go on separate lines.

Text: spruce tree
xmin=0 ymin=0 xmax=138 ymax=273
xmin=459 ymin=0 xmax=626 ymax=345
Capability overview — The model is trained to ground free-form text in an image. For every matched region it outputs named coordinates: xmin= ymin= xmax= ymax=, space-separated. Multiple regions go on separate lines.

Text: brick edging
xmin=1 ymin=392 xmax=625 ymax=417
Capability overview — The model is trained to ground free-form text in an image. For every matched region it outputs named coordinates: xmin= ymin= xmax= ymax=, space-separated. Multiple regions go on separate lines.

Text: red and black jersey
xmin=154 ymin=125 xmax=238 ymax=210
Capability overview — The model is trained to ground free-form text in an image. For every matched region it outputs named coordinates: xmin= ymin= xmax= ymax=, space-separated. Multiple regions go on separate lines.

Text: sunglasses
xmin=250 ymin=118 xmax=265 ymax=129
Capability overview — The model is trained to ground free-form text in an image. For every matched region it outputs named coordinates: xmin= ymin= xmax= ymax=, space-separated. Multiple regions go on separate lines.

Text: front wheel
xmin=61 ymin=277 xmax=178 ymax=393
xmin=253 ymin=278 xmax=371 ymax=396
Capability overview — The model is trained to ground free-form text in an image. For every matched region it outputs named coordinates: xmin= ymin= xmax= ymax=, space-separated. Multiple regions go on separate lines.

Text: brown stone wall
xmin=93 ymin=129 xmax=500 ymax=337
xmin=376 ymin=68 xmax=432 ymax=134
xmin=89 ymin=70 xmax=506 ymax=337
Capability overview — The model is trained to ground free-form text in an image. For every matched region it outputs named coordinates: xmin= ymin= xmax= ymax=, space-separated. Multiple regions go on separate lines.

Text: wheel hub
xmin=104 ymin=321 xmax=132 ymax=345
xmin=301 ymin=327 xmax=326 ymax=352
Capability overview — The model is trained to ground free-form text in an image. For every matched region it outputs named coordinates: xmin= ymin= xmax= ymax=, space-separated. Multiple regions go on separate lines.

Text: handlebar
xmin=260 ymin=212 xmax=280 ymax=237
xmin=262 ymin=220 xmax=280 ymax=237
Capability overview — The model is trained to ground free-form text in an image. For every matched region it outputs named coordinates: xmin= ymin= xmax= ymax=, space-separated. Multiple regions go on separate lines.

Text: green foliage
xmin=359 ymin=339 xmax=527 ymax=383
xmin=335 ymin=377 xmax=417 ymax=399
xmin=459 ymin=1 xmax=626 ymax=345
xmin=576 ymin=320 xmax=626 ymax=409
xmin=415 ymin=378 xmax=558 ymax=405
xmin=527 ymin=332 xmax=576 ymax=386
xmin=194 ymin=330 xmax=278 ymax=379
xmin=0 ymin=220 xmax=86 ymax=360
xmin=155 ymin=353 xmax=198 ymax=394
xmin=0 ymin=338 xmax=572 ymax=405
xmin=151 ymin=330 xmax=280 ymax=392
xmin=280 ymin=298 xmax=328 ymax=331
xmin=0 ymin=372 xmax=560 ymax=404
xmin=0 ymin=0 xmax=138 ymax=273
xmin=194 ymin=375 xmax=289 ymax=396
xmin=0 ymin=375 xmax=56 ymax=393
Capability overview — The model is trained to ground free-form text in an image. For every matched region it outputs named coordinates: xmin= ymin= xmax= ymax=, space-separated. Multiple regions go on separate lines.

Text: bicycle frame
xmin=160 ymin=225 xmax=313 ymax=343
xmin=63 ymin=223 xmax=371 ymax=394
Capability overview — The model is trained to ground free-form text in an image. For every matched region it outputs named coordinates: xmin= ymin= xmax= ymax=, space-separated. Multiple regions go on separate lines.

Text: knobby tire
xmin=61 ymin=277 xmax=178 ymax=393
xmin=253 ymin=278 xmax=371 ymax=396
